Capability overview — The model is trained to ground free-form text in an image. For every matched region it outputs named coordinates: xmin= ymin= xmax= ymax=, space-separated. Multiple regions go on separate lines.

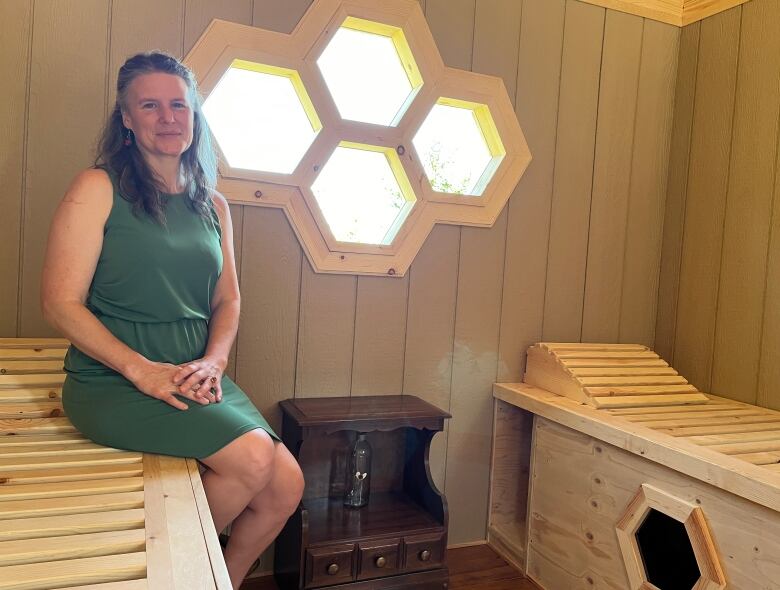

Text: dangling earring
xmin=124 ymin=129 xmax=133 ymax=146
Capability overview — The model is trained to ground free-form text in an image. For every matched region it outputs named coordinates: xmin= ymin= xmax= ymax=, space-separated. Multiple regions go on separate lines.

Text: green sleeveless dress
xmin=62 ymin=172 xmax=278 ymax=459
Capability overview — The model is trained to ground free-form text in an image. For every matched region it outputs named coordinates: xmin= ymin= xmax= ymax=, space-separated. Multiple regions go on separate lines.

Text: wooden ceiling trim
xmin=577 ymin=0 xmax=751 ymax=27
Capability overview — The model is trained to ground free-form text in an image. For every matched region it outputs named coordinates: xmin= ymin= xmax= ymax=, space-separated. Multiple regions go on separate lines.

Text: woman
xmin=41 ymin=51 xmax=303 ymax=589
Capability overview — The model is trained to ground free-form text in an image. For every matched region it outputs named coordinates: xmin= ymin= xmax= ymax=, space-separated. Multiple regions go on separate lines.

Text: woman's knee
xmin=275 ymin=449 xmax=305 ymax=516
xmin=203 ymin=429 xmax=276 ymax=492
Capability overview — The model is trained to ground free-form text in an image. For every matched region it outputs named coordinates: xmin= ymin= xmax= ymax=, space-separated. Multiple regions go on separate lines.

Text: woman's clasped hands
xmin=128 ymin=356 xmax=224 ymax=411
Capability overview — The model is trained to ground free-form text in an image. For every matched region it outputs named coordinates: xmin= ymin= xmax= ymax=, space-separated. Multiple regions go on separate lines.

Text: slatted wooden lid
xmin=0 ymin=338 xmax=230 ymax=590
xmin=524 ymin=342 xmax=710 ymax=409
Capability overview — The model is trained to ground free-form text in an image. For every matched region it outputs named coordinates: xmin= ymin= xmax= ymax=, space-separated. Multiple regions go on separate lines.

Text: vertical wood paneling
xmin=581 ymin=11 xmax=643 ymax=343
xmin=252 ymin=0 xmax=312 ymax=33
xmin=619 ymin=21 xmax=679 ymax=347
xmin=351 ymin=275 xmax=409 ymax=396
xmin=225 ymin=204 xmax=244 ymax=380
xmin=711 ymin=0 xmax=780 ymax=403
xmin=497 ymin=0 xmax=566 ymax=383
xmin=21 ymin=0 xmax=110 ymax=336
xmin=0 ymin=0 xmax=32 ymax=336
xmin=448 ymin=210 xmax=508 ymax=544
xmin=674 ymin=7 xmax=741 ymax=391
xmin=443 ymin=0 xmax=520 ymax=546
xmin=108 ymin=0 xmax=184 ymax=109
xmin=403 ymin=225 xmax=460 ymax=490
xmin=425 ymin=0 xmax=475 ymax=71
xmin=759 ymin=148 xmax=780 ymax=410
xmin=236 ymin=208 xmax=301 ymax=433
xmin=184 ymin=0 xmax=252 ymax=54
xmin=295 ymin=266 xmax=356 ymax=397
xmin=655 ymin=23 xmax=700 ymax=362
xmin=542 ymin=0 xmax=605 ymax=342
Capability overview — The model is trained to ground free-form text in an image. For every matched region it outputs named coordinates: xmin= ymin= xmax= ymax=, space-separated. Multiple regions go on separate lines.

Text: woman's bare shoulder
xmin=63 ymin=168 xmax=113 ymax=206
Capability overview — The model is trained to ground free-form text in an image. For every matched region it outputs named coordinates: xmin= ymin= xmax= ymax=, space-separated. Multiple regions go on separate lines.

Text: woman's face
xmin=122 ymin=72 xmax=194 ymax=161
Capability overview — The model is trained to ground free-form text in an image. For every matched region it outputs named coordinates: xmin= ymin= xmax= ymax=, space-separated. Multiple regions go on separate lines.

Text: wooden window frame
xmin=186 ymin=0 xmax=530 ymax=277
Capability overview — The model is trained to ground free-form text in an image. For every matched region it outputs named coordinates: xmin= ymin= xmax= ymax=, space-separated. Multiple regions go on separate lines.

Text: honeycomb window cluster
xmin=188 ymin=0 xmax=530 ymax=276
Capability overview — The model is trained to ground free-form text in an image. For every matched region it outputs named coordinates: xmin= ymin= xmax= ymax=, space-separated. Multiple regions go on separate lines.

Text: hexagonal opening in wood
xmin=316 ymin=16 xmax=423 ymax=127
xmin=412 ymin=97 xmax=505 ymax=196
xmin=203 ymin=59 xmax=322 ymax=175
xmin=616 ymin=484 xmax=726 ymax=590
xmin=310 ymin=141 xmax=417 ymax=245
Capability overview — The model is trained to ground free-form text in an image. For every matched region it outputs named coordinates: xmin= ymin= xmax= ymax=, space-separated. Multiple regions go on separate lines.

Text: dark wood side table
xmin=274 ymin=395 xmax=451 ymax=590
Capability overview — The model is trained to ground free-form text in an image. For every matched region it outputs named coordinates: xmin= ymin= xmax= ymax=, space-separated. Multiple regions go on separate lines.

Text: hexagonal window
xmin=412 ymin=98 xmax=506 ymax=196
xmin=316 ymin=17 xmax=423 ymax=126
xmin=310 ymin=142 xmax=416 ymax=245
xmin=636 ymin=509 xmax=700 ymax=590
xmin=203 ymin=59 xmax=322 ymax=174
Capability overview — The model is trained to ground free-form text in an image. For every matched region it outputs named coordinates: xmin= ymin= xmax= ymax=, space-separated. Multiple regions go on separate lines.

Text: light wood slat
xmin=592 ymin=393 xmax=708 ymax=409
xmin=577 ymin=375 xmax=689 ymax=386
xmin=561 ymin=358 xmax=669 ymax=368
xmin=0 ymin=451 xmax=142 ymax=472
xmin=585 ymin=384 xmax=698 ymax=396
xmin=627 ymin=408 xmax=771 ymax=423
xmin=606 ymin=402 xmax=740 ymax=416
xmin=58 ymin=580 xmax=147 ymax=590
xmin=0 ymin=441 xmax=118 ymax=458
xmin=0 ymin=339 xmax=69 ymax=349
xmin=541 ymin=343 xmax=648 ymax=351
xmin=706 ymin=440 xmax=780 ymax=456
xmin=640 ymin=414 xmax=780 ymax=430
xmin=730 ymin=452 xmax=780 ymax=466
xmin=0 ymin=374 xmax=65 ymax=388
xmin=0 ymin=433 xmax=87 ymax=447
xmin=0 ymin=528 xmax=146 ymax=567
xmin=0 ymin=360 xmax=64 ymax=374
xmin=0 ymin=463 xmax=143 ymax=485
xmin=0 ymin=388 xmax=62 ymax=402
xmin=765 ymin=464 xmax=780 ymax=472
xmin=186 ymin=458 xmax=232 ymax=589
xmin=659 ymin=422 xmax=780 ymax=437
xmin=0 ymin=491 xmax=144 ymax=520
xmin=142 ymin=455 xmax=176 ymax=590
xmin=555 ymin=351 xmax=660 ymax=359
xmin=0 ymin=440 xmax=112 ymax=458
xmin=569 ymin=367 xmax=679 ymax=377
xmin=0 ymin=550 xmax=146 ymax=590
xmin=686 ymin=430 xmax=780 ymax=446
xmin=0 ymin=349 xmax=66 ymax=361
xmin=0 ymin=508 xmax=144 ymax=542
xmin=0 ymin=476 xmax=144 ymax=501
xmin=0 ymin=402 xmax=64 ymax=419
xmin=0 ymin=417 xmax=78 ymax=435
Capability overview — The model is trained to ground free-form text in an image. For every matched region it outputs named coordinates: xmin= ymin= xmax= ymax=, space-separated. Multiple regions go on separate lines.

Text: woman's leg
xmin=198 ymin=429 xmax=304 ymax=588
xmin=222 ymin=442 xmax=304 ymax=586
xmin=198 ymin=429 xmax=277 ymax=538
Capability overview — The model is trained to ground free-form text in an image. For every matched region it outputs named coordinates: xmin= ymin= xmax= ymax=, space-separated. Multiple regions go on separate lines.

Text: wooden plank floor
xmin=241 ymin=544 xmax=540 ymax=589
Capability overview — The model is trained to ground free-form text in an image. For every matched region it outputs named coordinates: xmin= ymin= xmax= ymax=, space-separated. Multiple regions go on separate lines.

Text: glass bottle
xmin=344 ymin=433 xmax=372 ymax=508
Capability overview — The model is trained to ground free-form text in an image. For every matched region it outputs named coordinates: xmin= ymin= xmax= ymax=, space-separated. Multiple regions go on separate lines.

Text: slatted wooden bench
xmin=0 ymin=338 xmax=231 ymax=590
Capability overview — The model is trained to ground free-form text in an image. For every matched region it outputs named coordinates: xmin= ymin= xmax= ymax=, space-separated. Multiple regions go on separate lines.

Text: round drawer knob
xmin=375 ymin=556 xmax=387 ymax=568
xmin=419 ymin=549 xmax=431 ymax=561
xmin=327 ymin=563 xmax=339 ymax=575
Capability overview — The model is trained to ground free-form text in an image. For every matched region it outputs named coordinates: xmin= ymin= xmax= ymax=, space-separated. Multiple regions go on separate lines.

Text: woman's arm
xmin=41 ymin=169 xmax=148 ymax=380
xmin=42 ymin=169 xmax=204 ymax=410
xmin=173 ymin=192 xmax=240 ymax=396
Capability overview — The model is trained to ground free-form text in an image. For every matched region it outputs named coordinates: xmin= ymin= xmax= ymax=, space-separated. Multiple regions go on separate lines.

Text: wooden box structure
xmin=489 ymin=343 xmax=780 ymax=590
xmin=0 ymin=338 xmax=230 ymax=590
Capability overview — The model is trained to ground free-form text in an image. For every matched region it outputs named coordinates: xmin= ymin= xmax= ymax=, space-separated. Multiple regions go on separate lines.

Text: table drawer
xmin=357 ymin=538 xmax=401 ymax=581
xmin=305 ymin=543 xmax=355 ymax=588
xmin=403 ymin=532 xmax=446 ymax=572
